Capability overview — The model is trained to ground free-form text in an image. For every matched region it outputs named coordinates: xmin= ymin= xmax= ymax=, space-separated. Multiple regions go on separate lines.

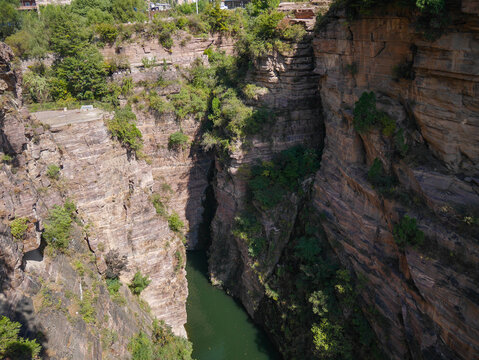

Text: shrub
xmin=294 ymin=236 xmax=321 ymax=263
xmin=168 ymin=212 xmax=184 ymax=233
xmin=151 ymin=194 xmax=168 ymax=218
xmin=168 ymin=132 xmax=189 ymax=150
xmin=129 ymin=271 xmax=151 ymax=295
xmin=149 ymin=18 xmax=177 ymax=50
xmin=106 ymin=277 xmax=121 ymax=295
xmin=96 ymin=23 xmax=119 ymax=44
xmin=367 ymin=158 xmax=395 ymax=191
xmin=353 ymin=91 xmax=397 ymax=137
xmin=10 ymin=217 xmax=29 ymax=241
xmin=0 ymin=316 xmax=41 ymax=359
xmin=169 ymin=85 xmax=208 ymax=120
xmin=249 ymin=146 xmax=320 ymax=209
xmin=78 ymin=290 xmax=96 ymax=324
xmin=52 ymin=45 xmax=108 ymax=100
xmin=1 ymin=154 xmax=13 ymax=163
xmin=22 ymin=70 xmax=50 ymax=103
xmin=232 ymin=213 xmax=265 ymax=257
xmin=353 ymin=91 xmax=379 ymax=134
xmin=46 ymin=164 xmax=60 ymax=180
xmin=42 ymin=200 xmax=76 ymax=251
xmin=107 ymin=106 xmax=143 ymax=154
xmin=129 ymin=321 xmax=193 ymax=360
xmin=174 ymin=250 xmax=184 ymax=273
xmin=129 ymin=331 xmax=154 ymax=360
xmin=149 ymin=95 xmax=174 ymax=114
xmin=311 ymin=319 xmax=351 ymax=359
xmin=393 ymin=215 xmax=424 ymax=249
xmin=105 ymin=249 xmax=128 ymax=279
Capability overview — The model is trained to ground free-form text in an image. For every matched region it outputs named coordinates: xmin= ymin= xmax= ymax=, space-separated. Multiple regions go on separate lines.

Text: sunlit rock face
xmin=312 ymin=2 xmax=479 ymax=358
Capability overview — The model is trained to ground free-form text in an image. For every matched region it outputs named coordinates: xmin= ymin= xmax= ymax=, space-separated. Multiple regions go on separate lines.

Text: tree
xmin=53 ymin=45 xmax=108 ymax=100
xmin=0 ymin=0 xmax=20 ymax=40
xmin=0 ymin=316 xmax=41 ymax=359
xmin=129 ymin=271 xmax=151 ymax=295
xmin=110 ymin=0 xmax=147 ymax=23
xmin=44 ymin=5 xmax=90 ymax=58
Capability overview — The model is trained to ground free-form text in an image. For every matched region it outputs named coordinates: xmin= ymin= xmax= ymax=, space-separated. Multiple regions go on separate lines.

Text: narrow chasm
xmin=185 ymin=160 xmax=282 ymax=359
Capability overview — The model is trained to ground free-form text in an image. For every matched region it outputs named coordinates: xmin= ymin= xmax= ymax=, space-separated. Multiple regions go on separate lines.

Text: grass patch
xmin=10 ymin=217 xmax=29 ymax=241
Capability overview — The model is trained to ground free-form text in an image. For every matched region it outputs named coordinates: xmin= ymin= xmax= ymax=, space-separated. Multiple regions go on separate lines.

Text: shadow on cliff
xmin=0 ymin=292 xmax=49 ymax=359
xmin=184 ymin=135 xmax=217 ymax=250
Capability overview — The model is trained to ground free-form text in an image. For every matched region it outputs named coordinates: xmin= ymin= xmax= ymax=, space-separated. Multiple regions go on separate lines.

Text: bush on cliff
xmin=393 ymin=215 xmax=424 ymax=249
xmin=129 ymin=320 xmax=193 ymax=360
xmin=168 ymin=212 xmax=184 ymax=233
xmin=232 ymin=212 xmax=266 ymax=257
xmin=0 ymin=316 xmax=41 ymax=359
xmin=168 ymin=131 xmax=189 ymax=151
xmin=367 ymin=158 xmax=396 ymax=192
xmin=249 ymin=145 xmax=320 ymax=209
xmin=106 ymin=106 xmax=143 ymax=154
xmin=10 ymin=217 xmax=29 ymax=241
xmin=42 ymin=200 xmax=77 ymax=251
xmin=129 ymin=271 xmax=151 ymax=295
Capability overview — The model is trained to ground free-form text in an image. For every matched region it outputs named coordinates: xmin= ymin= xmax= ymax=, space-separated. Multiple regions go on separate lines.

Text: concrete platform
xmin=32 ymin=108 xmax=108 ymax=128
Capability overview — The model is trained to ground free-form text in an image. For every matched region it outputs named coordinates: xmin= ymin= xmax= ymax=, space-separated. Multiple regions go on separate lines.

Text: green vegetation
xmin=46 ymin=164 xmax=60 ymax=180
xmin=129 ymin=271 xmax=151 ymax=296
xmin=151 ymin=193 xmax=168 ymax=218
xmin=248 ymin=145 xmax=320 ymax=209
xmin=106 ymin=106 xmax=143 ymax=155
xmin=393 ymin=215 xmax=424 ymax=249
xmin=168 ymin=212 xmax=184 ymax=233
xmin=128 ymin=320 xmax=193 ymax=360
xmin=106 ymin=277 xmax=121 ymax=295
xmin=294 ymin=235 xmax=321 ymax=263
xmin=1 ymin=154 xmax=13 ymax=163
xmin=168 ymin=131 xmax=189 ymax=150
xmin=353 ymin=91 xmax=395 ymax=135
xmin=312 ymin=319 xmax=352 ymax=359
xmin=232 ymin=212 xmax=266 ymax=258
xmin=367 ymin=158 xmax=396 ymax=192
xmin=10 ymin=217 xmax=29 ymax=241
xmin=174 ymin=250 xmax=184 ymax=273
xmin=353 ymin=91 xmax=409 ymax=157
xmin=78 ymin=289 xmax=97 ymax=324
xmin=42 ymin=200 xmax=76 ymax=251
xmin=255 ymin=208 xmax=382 ymax=359
xmin=0 ymin=316 xmax=41 ymax=359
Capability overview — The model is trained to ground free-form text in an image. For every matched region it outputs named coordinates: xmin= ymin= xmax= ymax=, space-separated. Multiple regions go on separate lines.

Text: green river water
xmin=185 ymin=251 xmax=281 ymax=360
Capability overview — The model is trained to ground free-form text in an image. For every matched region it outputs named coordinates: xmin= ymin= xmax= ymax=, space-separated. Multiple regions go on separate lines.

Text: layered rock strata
xmin=208 ymin=33 xmax=324 ymax=313
xmin=1 ymin=41 xmax=189 ymax=360
xmin=208 ymin=2 xmax=479 ymax=359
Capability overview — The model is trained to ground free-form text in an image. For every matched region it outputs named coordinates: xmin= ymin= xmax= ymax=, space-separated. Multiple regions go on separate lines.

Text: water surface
xmin=186 ymin=251 xmax=281 ymax=360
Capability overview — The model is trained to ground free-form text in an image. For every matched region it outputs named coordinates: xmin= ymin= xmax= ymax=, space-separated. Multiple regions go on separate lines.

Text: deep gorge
xmin=0 ymin=0 xmax=478 ymax=359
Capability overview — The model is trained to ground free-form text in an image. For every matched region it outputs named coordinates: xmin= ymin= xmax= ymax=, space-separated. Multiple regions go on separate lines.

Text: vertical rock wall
xmin=208 ymin=1 xmax=479 ymax=359
xmin=312 ymin=2 xmax=479 ymax=359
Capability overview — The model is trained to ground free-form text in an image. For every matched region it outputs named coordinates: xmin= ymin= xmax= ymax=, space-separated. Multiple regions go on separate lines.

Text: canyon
xmin=1 ymin=0 xmax=478 ymax=359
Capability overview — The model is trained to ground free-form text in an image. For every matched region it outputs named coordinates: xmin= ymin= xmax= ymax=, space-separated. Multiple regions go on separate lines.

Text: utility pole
xmin=196 ymin=0 xmax=198 ymax=14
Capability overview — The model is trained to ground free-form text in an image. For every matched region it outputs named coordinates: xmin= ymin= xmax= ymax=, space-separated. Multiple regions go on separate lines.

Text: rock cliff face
xmin=208 ymin=33 xmax=324 ymax=313
xmin=102 ymin=33 xmax=234 ymax=71
xmin=313 ymin=2 xmax=479 ymax=358
xmin=0 ymin=41 xmax=188 ymax=358
xmin=208 ymin=1 xmax=479 ymax=359
xmin=104 ymin=34 xmax=234 ymax=249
